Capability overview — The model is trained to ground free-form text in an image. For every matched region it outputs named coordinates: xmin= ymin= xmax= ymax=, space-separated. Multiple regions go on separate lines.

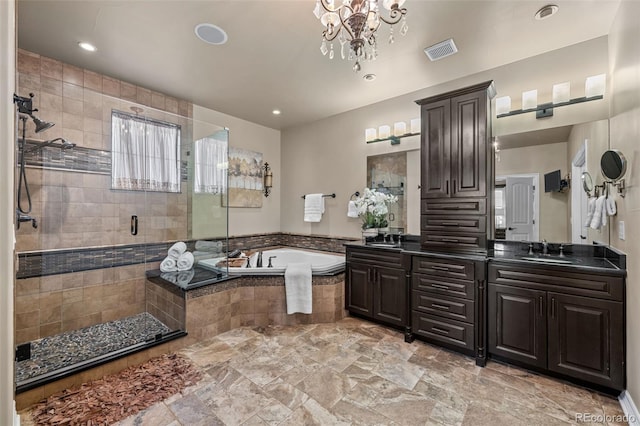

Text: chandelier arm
xmin=323 ymin=26 xmax=342 ymax=42
xmin=378 ymin=6 xmax=406 ymax=25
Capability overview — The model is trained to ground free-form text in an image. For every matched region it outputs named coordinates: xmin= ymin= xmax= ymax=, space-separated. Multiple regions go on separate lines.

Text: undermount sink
xmin=367 ymin=242 xmax=401 ymax=248
xmin=520 ymin=256 xmax=574 ymax=265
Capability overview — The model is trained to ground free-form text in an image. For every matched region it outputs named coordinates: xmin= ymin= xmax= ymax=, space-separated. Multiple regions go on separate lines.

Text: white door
xmin=506 ymin=176 xmax=536 ymax=241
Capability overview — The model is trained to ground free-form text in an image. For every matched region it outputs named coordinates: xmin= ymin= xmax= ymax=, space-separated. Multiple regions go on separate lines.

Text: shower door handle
xmin=131 ymin=215 xmax=138 ymax=236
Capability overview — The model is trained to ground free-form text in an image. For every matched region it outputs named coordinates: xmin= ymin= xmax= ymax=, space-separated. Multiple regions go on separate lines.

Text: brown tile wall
xmin=182 ymin=275 xmax=346 ymax=347
xmin=16 ymin=48 xmax=193 ymax=253
xmin=14 ymin=264 xmax=147 ymax=345
xmin=146 ymin=279 xmax=186 ymax=332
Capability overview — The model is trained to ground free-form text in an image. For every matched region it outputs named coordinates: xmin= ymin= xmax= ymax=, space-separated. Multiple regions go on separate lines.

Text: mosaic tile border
xmin=17 ymin=233 xmax=359 ymax=279
xmin=22 ymin=140 xmax=189 ymax=181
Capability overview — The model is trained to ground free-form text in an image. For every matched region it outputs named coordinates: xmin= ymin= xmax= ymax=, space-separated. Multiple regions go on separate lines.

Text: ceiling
xmin=16 ymin=0 xmax=621 ymax=130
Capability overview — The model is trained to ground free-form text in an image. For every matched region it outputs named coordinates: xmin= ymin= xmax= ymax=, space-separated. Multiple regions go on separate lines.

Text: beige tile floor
xmin=115 ymin=317 xmax=623 ymax=424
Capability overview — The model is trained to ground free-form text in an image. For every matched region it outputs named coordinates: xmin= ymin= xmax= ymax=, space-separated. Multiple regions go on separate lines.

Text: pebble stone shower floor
xmin=16 ymin=312 xmax=171 ymax=383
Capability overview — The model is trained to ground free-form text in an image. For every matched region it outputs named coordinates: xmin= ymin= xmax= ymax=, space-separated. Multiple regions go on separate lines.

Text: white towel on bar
xmin=347 ymin=200 xmax=359 ymax=218
xmin=304 ymin=193 xmax=325 ymax=222
xmin=177 ymin=251 xmax=195 ymax=271
xmin=589 ymin=195 xmax=607 ymax=230
xmin=168 ymin=241 xmax=187 ymax=259
xmin=584 ymin=196 xmax=597 ymax=227
xmin=285 ymin=263 xmax=312 ymax=314
xmin=606 ymin=197 xmax=617 ymax=216
xmin=160 ymin=256 xmax=178 ymax=273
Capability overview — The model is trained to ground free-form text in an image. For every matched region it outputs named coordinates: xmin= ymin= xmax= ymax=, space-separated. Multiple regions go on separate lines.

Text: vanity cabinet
xmin=409 ymin=254 xmax=486 ymax=364
xmin=488 ymin=262 xmax=625 ymax=391
xmin=416 ymin=81 xmax=495 ymax=253
xmin=346 ymin=246 xmax=408 ymax=328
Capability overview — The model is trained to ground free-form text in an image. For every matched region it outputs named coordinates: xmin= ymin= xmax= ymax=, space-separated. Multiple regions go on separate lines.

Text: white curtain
xmin=111 ymin=112 xmax=181 ymax=192
xmin=194 ymin=136 xmax=228 ymax=194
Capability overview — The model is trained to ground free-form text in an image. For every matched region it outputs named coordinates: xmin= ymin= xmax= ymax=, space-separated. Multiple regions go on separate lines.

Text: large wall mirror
xmin=493 ymin=119 xmax=610 ymax=245
xmin=366 ymin=149 xmax=421 ymax=235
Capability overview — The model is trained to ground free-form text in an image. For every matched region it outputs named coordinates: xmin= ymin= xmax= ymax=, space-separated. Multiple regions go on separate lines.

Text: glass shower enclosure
xmin=13 ymin=84 xmax=229 ymax=392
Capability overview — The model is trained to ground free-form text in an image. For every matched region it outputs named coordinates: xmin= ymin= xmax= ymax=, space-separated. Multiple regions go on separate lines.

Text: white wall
xmin=608 ymin=0 xmax=640 ymax=410
xmin=281 ymin=38 xmax=609 ymax=238
xmin=193 ymin=104 xmax=281 ymax=237
xmin=1 ymin=0 xmax=16 ymax=423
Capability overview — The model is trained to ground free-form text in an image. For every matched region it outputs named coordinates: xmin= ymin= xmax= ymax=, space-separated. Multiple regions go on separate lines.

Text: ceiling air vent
xmin=424 ymin=38 xmax=458 ymax=62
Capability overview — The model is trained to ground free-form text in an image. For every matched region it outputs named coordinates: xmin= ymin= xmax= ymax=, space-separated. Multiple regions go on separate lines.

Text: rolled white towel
xmin=160 ymin=257 xmax=178 ymax=273
xmin=177 ymin=270 xmax=195 ymax=287
xmin=177 ymin=251 xmax=195 ymax=271
xmin=168 ymin=241 xmax=187 ymax=259
xmin=160 ymin=272 xmax=178 ymax=284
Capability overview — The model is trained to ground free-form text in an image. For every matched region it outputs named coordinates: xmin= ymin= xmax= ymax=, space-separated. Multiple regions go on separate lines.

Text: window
xmin=111 ymin=111 xmax=181 ymax=192
xmin=193 ymin=133 xmax=228 ymax=194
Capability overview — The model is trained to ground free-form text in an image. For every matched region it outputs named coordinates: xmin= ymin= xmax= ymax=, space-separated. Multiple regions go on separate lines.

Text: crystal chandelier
xmin=313 ymin=0 xmax=408 ymax=72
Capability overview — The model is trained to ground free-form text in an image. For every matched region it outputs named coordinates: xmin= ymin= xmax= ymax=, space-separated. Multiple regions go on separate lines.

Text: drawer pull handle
xmin=441 ymin=238 xmax=460 ymax=243
xmin=432 ymin=303 xmax=450 ymax=310
xmin=441 ymin=206 xmax=461 ymax=210
xmin=432 ymin=327 xmax=449 ymax=334
xmin=431 ymin=266 xmax=450 ymax=271
xmin=539 ymin=296 xmax=543 ymax=316
xmin=431 ymin=284 xmax=449 ymax=290
xmin=440 ymin=221 xmax=460 ymax=226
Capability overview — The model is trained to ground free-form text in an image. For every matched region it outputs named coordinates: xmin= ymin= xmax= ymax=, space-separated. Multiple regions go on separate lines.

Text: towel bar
xmin=301 ymin=193 xmax=336 ymax=199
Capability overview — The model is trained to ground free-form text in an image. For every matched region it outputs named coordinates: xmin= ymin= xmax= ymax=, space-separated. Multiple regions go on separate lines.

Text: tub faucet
xmin=256 ymin=251 xmax=263 ymax=268
xmin=245 ymin=257 xmax=252 ymax=268
xmin=267 ymin=256 xmax=277 ymax=268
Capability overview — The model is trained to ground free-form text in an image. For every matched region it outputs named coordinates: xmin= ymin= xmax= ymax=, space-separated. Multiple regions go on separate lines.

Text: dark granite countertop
xmin=345 ymin=236 xmax=626 ymax=275
xmin=146 ymin=266 xmax=237 ymax=291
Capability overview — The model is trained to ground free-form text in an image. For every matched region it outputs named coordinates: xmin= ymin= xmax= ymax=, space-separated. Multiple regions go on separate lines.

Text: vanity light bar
xmin=496 ymin=74 xmax=606 ymax=119
xmin=365 ymin=118 xmax=421 ymax=145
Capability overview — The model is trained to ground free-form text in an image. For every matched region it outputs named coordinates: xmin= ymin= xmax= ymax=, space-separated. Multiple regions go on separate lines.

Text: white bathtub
xmin=197 ymin=248 xmax=345 ymax=276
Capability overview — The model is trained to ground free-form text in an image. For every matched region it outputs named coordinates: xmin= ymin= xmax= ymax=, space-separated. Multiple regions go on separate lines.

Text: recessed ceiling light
xmin=535 ymin=4 xmax=559 ymax=20
xmin=78 ymin=42 xmax=97 ymax=52
xmin=272 ymin=109 xmax=281 ymax=115
xmin=195 ymin=23 xmax=228 ymax=45
xmin=363 ymin=73 xmax=377 ymax=82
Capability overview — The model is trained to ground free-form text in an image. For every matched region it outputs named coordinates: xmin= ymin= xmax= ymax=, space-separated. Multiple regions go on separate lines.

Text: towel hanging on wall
xmin=304 ymin=193 xmax=324 ymax=222
xmin=347 ymin=200 xmax=359 ymax=218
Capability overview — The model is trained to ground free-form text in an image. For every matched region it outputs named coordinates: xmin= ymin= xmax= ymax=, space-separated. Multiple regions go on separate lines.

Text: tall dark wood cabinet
xmin=416 ymin=81 xmax=495 ymax=253
xmin=488 ymin=262 xmax=625 ymax=391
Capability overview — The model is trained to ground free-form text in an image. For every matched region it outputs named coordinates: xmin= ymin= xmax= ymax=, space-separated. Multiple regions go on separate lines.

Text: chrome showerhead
xmin=32 ymin=115 xmax=55 ymax=133
xmin=25 ymin=137 xmax=75 ymax=153
xmin=61 ymin=139 xmax=76 ymax=150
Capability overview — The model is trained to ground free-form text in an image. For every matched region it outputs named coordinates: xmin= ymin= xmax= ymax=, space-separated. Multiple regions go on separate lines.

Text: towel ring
xmin=350 ymin=191 xmax=360 ymax=200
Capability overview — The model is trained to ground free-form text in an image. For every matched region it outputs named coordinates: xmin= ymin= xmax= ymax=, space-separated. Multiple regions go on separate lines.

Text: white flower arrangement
xmin=353 ymin=187 xmax=398 ymax=230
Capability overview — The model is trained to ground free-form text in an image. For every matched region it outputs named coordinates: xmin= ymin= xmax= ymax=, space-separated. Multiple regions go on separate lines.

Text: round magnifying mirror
xmin=581 ymin=171 xmax=593 ymax=194
xmin=601 ymin=149 xmax=627 ymax=181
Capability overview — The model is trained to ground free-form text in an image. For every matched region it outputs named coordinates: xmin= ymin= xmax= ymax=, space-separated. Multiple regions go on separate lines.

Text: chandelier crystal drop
xmin=313 ymin=0 xmax=408 ymax=72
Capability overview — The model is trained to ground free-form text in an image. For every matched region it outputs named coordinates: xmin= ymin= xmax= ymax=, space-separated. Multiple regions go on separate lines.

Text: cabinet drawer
xmin=422 ymin=198 xmax=486 ymax=215
xmin=489 ymin=263 xmax=624 ymax=301
xmin=411 ymin=311 xmax=474 ymax=351
xmin=412 ymin=291 xmax=474 ymax=323
xmin=422 ymin=215 xmax=486 ymax=233
xmin=412 ymin=256 xmax=475 ymax=280
xmin=347 ymin=247 xmax=404 ymax=269
xmin=421 ymin=232 xmax=486 ymax=251
xmin=412 ymin=274 xmax=474 ymax=299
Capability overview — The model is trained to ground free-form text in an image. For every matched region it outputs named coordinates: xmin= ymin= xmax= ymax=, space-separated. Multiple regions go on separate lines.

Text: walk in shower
xmin=13 ymin=63 xmax=229 ymax=392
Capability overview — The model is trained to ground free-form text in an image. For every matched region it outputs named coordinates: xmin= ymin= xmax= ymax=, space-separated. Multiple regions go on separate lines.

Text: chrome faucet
xmin=542 ymin=239 xmax=549 ymax=256
xmin=267 ymin=256 xmax=277 ymax=268
xmin=256 ymin=251 xmax=263 ymax=267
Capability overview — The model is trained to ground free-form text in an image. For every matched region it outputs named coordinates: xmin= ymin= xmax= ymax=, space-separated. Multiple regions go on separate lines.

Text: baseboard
xmin=13 ymin=401 xmax=20 ymax=426
xmin=619 ymin=391 xmax=640 ymax=426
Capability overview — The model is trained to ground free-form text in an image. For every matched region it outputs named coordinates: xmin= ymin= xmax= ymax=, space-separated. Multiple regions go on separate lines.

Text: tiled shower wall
xmin=15 ymin=49 xmax=193 ymax=344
